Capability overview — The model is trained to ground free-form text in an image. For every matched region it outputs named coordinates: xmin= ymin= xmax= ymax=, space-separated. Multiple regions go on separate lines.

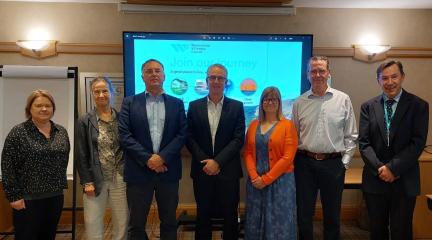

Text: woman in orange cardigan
xmin=243 ymin=86 xmax=298 ymax=240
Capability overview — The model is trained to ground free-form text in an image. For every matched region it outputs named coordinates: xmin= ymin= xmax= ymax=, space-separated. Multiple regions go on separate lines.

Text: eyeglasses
xmin=206 ymin=75 xmax=227 ymax=82
xmin=263 ymin=98 xmax=278 ymax=104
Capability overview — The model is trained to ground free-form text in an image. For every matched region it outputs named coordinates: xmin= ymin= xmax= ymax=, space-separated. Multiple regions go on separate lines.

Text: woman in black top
xmin=1 ymin=89 xmax=70 ymax=240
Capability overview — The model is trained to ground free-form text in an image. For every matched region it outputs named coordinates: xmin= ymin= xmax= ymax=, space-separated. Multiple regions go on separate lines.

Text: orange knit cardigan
xmin=243 ymin=118 xmax=298 ymax=186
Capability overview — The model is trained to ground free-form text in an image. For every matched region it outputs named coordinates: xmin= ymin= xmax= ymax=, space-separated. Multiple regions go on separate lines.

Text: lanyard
xmin=384 ymin=103 xmax=394 ymax=146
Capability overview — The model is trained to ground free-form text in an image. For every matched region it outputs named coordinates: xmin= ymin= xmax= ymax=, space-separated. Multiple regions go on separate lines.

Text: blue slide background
xmin=133 ymin=39 xmax=303 ymax=124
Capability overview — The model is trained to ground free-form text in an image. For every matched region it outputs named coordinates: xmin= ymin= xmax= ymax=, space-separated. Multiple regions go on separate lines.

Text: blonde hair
xmin=258 ymin=86 xmax=283 ymax=121
xmin=25 ymin=89 xmax=56 ymax=119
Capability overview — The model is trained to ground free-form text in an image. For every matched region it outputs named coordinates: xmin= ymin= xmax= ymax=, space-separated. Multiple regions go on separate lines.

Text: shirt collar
xmin=96 ymin=108 xmax=117 ymax=122
xmin=26 ymin=119 xmax=59 ymax=132
xmin=382 ymin=89 xmax=403 ymax=103
xmin=145 ymin=90 xmax=165 ymax=98
xmin=307 ymin=86 xmax=334 ymax=98
xmin=207 ymin=95 xmax=224 ymax=107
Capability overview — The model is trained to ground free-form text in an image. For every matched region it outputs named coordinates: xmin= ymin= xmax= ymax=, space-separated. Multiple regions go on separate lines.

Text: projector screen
xmin=123 ymin=32 xmax=313 ymax=124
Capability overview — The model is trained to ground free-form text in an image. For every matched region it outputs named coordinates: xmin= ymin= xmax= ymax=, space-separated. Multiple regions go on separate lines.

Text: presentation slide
xmin=123 ymin=32 xmax=312 ymax=124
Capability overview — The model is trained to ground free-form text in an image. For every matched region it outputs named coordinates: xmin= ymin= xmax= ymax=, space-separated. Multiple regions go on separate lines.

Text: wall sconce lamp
xmin=16 ymin=40 xmax=58 ymax=59
xmin=353 ymin=44 xmax=391 ymax=63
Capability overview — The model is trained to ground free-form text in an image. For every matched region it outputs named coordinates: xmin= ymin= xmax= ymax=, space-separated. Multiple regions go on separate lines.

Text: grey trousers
xmin=83 ymin=173 xmax=129 ymax=240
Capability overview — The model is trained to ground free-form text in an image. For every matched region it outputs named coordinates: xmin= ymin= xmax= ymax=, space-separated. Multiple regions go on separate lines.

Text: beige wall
xmin=1 ymin=2 xmax=432 ymax=205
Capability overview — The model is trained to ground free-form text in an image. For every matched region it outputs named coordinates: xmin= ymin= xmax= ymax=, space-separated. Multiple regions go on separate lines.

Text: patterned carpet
xmin=1 ymin=220 xmax=369 ymax=239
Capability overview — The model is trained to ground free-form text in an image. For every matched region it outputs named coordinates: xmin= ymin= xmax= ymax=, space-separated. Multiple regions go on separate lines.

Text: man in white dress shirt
xmin=186 ymin=64 xmax=245 ymax=240
xmin=292 ymin=56 xmax=358 ymax=240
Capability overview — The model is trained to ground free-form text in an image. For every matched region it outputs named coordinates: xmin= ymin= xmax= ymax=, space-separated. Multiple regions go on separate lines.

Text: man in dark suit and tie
xmin=119 ymin=59 xmax=187 ymax=240
xmin=186 ymin=63 xmax=245 ymax=240
xmin=359 ymin=60 xmax=429 ymax=240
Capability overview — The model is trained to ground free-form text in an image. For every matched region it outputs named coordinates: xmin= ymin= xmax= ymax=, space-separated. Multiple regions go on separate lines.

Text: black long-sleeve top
xmin=1 ymin=119 xmax=70 ymax=202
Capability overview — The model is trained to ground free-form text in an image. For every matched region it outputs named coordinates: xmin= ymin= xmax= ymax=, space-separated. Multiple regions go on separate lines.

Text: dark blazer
xmin=359 ymin=89 xmax=429 ymax=196
xmin=186 ymin=96 xmax=245 ymax=180
xmin=75 ymin=109 xmax=123 ymax=196
xmin=118 ymin=92 xmax=187 ymax=184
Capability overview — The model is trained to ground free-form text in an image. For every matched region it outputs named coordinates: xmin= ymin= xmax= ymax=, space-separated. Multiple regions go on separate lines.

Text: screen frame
xmin=122 ymin=31 xmax=313 ymax=98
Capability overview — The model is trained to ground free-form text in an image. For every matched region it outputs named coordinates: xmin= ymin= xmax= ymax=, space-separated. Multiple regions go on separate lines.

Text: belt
xmin=297 ymin=150 xmax=341 ymax=160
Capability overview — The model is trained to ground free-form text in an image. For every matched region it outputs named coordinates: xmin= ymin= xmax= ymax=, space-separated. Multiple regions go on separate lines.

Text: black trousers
xmin=13 ymin=194 xmax=64 ymax=240
xmin=364 ymin=190 xmax=416 ymax=240
xmin=294 ymin=154 xmax=345 ymax=240
xmin=126 ymin=179 xmax=179 ymax=240
xmin=193 ymin=175 xmax=240 ymax=240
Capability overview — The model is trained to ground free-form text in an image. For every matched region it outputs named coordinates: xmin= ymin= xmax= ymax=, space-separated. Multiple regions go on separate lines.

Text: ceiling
xmin=124 ymin=0 xmax=292 ymax=7
xmin=1 ymin=0 xmax=432 ymax=9
xmin=292 ymin=0 xmax=432 ymax=9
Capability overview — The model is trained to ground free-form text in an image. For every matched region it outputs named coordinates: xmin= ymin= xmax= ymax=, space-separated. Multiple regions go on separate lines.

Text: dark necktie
xmin=385 ymin=99 xmax=395 ymax=126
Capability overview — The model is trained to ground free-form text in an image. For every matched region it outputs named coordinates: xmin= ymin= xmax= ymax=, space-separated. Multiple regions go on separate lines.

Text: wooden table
xmin=427 ymin=194 xmax=432 ymax=211
xmin=344 ymin=168 xmax=362 ymax=189
xmin=413 ymin=152 xmax=432 ymax=239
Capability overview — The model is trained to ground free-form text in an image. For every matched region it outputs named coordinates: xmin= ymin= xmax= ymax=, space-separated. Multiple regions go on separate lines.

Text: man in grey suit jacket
xmin=119 ymin=59 xmax=187 ymax=240
xmin=359 ymin=60 xmax=429 ymax=240
xmin=186 ymin=64 xmax=245 ymax=240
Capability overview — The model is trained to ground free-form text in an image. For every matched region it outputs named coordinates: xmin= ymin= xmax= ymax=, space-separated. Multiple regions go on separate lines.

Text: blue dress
xmin=245 ymin=124 xmax=297 ymax=240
